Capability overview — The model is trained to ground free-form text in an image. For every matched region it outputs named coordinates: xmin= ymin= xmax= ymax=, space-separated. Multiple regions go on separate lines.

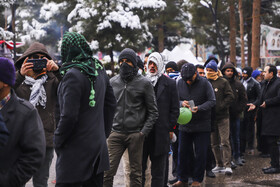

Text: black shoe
xmin=169 ymin=177 xmax=178 ymax=185
xmin=263 ymin=167 xmax=280 ymax=174
xmin=260 ymin=153 xmax=270 ymax=158
xmin=206 ymin=170 xmax=216 ymax=178
xmin=262 ymin=166 xmax=273 ymax=171
xmin=231 ymin=161 xmax=237 ymax=169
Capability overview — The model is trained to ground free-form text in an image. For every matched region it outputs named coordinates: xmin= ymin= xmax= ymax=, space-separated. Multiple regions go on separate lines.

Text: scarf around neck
xmin=60 ymin=32 xmax=103 ymax=107
xmin=24 ymin=75 xmax=48 ymax=108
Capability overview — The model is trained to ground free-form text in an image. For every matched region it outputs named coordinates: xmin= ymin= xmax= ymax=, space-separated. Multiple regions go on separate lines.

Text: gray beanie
xmin=118 ymin=48 xmax=137 ymax=67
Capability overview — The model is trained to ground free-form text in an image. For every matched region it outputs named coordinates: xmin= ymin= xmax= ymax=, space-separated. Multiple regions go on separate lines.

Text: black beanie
xmin=242 ymin=67 xmax=253 ymax=77
xmin=118 ymin=48 xmax=137 ymax=67
xmin=165 ymin=61 xmax=178 ymax=72
xmin=181 ymin=63 xmax=196 ymax=80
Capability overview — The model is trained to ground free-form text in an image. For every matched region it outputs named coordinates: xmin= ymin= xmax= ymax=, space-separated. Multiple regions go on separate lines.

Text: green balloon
xmin=177 ymin=107 xmax=192 ymax=125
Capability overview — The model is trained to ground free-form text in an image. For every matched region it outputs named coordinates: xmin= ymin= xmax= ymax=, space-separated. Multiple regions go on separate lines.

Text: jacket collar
xmin=1 ymin=89 xmax=17 ymax=124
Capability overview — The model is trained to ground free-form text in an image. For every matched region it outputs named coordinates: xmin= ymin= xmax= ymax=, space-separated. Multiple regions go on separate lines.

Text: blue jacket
xmin=177 ymin=76 xmax=216 ymax=132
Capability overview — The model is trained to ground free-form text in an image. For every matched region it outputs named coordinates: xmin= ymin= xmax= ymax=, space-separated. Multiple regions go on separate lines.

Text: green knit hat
xmin=60 ymin=32 xmax=103 ymax=107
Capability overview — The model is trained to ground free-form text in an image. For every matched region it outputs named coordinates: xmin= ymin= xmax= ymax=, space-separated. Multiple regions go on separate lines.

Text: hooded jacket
xmin=14 ymin=42 xmax=61 ymax=147
xmin=222 ymin=63 xmax=248 ymax=118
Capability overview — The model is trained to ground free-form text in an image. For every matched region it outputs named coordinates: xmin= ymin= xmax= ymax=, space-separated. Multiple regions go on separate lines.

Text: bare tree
xmin=239 ymin=0 xmax=245 ymax=68
xmin=229 ymin=0 xmax=236 ymax=65
xmin=251 ymin=0 xmax=261 ymax=70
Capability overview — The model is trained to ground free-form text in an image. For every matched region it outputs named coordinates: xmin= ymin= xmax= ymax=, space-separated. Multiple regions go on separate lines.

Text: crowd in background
xmin=0 ymin=32 xmax=280 ymax=187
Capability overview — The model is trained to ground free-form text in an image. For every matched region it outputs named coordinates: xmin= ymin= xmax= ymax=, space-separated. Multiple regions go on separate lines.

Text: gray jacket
xmin=110 ymin=74 xmax=158 ymax=136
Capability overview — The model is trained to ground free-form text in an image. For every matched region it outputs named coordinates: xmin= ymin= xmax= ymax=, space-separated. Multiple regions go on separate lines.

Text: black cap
xmin=181 ymin=63 xmax=196 ymax=80
xmin=166 ymin=61 xmax=178 ymax=72
xmin=242 ymin=67 xmax=253 ymax=77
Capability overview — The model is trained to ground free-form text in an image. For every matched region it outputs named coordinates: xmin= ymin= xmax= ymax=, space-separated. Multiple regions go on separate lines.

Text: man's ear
xmin=3 ymin=83 xmax=9 ymax=88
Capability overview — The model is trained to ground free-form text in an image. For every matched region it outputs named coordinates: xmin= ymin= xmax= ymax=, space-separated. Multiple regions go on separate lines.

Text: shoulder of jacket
xmin=17 ymin=97 xmax=35 ymax=111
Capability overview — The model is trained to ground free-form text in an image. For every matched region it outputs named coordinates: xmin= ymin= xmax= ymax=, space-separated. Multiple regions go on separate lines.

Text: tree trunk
xmin=229 ymin=0 xmax=236 ymax=66
xmin=251 ymin=0 xmax=261 ymax=70
xmin=109 ymin=49 xmax=115 ymax=76
xmin=158 ymin=22 xmax=164 ymax=53
xmin=239 ymin=0 xmax=245 ymax=68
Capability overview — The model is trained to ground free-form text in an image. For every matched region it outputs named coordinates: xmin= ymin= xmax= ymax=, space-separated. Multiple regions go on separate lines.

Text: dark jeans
xmin=56 ymin=172 xmax=103 ymax=187
xmin=103 ymin=132 xmax=145 ymax=187
xmin=177 ymin=131 xmax=210 ymax=183
xmin=240 ymin=109 xmax=256 ymax=153
xmin=206 ymin=145 xmax=215 ymax=171
xmin=33 ymin=147 xmax=54 ymax=187
xmin=230 ymin=118 xmax=241 ymax=159
xmin=264 ymin=136 xmax=280 ymax=168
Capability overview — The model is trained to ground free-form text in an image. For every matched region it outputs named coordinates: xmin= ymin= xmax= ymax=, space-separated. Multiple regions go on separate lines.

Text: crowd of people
xmin=0 ymin=32 xmax=280 ymax=187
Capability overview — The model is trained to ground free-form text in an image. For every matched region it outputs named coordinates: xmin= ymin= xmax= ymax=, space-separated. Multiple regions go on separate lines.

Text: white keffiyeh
xmin=146 ymin=52 xmax=165 ymax=86
xmin=24 ymin=75 xmax=48 ymax=108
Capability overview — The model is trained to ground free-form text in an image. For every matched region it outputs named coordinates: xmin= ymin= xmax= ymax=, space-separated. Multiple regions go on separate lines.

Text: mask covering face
xmin=120 ymin=63 xmax=137 ymax=82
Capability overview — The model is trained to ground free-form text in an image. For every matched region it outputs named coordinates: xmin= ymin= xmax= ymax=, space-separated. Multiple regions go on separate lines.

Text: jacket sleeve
xmin=253 ymin=81 xmax=261 ymax=106
xmin=0 ymin=108 xmax=45 ymax=187
xmin=141 ymin=81 xmax=159 ymax=136
xmin=168 ymin=80 xmax=180 ymax=131
xmin=237 ymin=83 xmax=248 ymax=113
xmin=265 ymin=82 xmax=280 ymax=107
xmin=197 ymin=81 xmax=216 ymax=111
xmin=223 ymin=80 xmax=235 ymax=108
xmin=54 ymin=70 xmax=83 ymax=148
xmin=103 ymin=73 xmax=117 ymax=138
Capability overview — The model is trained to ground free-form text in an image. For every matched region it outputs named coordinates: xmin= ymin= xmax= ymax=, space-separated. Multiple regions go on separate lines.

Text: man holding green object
xmin=173 ymin=63 xmax=215 ymax=187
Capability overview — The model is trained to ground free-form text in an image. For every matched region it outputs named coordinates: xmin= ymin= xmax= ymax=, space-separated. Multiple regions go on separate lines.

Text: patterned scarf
xmin=24 ymin=75 xmax=48 ymax=108
xmin=60 ymin=32 xmax=103 ymax=107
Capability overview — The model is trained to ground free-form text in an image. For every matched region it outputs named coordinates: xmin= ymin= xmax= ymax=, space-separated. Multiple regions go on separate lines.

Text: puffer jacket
xmin=110 ymin=74 xmax=158 ymax=136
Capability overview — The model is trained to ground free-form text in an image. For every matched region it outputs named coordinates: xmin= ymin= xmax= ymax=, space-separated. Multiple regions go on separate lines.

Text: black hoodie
xmin=222 ymin=63 xmax=248 ymax=118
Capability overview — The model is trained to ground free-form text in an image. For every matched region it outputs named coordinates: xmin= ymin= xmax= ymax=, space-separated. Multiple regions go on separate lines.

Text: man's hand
xmin=190 ymin=106 xmax=198 ymax=113
xmin=182 ymin=100 xmax=190 ymax=108
xmin=45 ymin=58 xmax=59 ymax=71
xmin=20 ymin=57 xmax=34 ymax=76
xmin=169 ymin=132 xmax=174 ymax=140
xmin=247 ymin=103 xmax=256 ymax=111
xmin=260 ymin=101 xmax=266 ymax=108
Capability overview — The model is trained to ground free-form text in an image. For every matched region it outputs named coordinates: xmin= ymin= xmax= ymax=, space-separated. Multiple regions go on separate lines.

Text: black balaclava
xmin=118 ymin=48 xmax=138 ymax=82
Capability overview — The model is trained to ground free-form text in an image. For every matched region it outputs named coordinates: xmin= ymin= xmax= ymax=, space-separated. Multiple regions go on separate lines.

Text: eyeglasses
xmin=29 ymin=54 xmax=46 ymax=59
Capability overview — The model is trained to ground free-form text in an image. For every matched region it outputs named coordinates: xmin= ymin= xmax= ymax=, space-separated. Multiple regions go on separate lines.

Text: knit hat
xmin=181 ymin=63 xmax=196 ymax=80
xmin=204 ymin=56 xmax=218 ymax=67
xmin=242 ymin=67 xmax=253 ymax=77
xmin=252 ymin=70 xmax=261 ymax=79
xmin=118 ymin=48 xmax=137 ymax=67
xmin=205 ymin=60 xmax=218 ymax=72
xmin=0 ymin=57 xmax=16 ymax=86
xmin=165 ymin=61 xmax=178 ymax=72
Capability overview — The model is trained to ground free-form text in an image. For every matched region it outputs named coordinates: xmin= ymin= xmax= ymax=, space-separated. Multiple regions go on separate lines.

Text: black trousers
xmin=264 ymin=135 xmax=280 ymax=168
xmin=142 ymin=136 xmax=168 ymax=187
xmin=240 ymin=109 xmax=256 ymax=154
xmin=56 ymin=172 xmax=103 ymax=187
xmin=206 ymin=144 xmax=215 ymax=171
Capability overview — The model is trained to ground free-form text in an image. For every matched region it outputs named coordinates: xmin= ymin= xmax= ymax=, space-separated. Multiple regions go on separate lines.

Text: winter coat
xmin=0 ymin=90 xmax=45 ymax=187
xmin=110 ymin=74 xmax=158 ymax=136
xmin=242 ymin=77 xmax=261 ymax=106
xmin=14 ymin=42 xmax=61 ymax=148
xmin=177 ymin=76 xmax=216 ymax=133
xmin=146 ymin=75 xmax=179 ymax=156
xmin=222 ymin=63 xmax=248 ymax=119
xmin=0 ymin=113 xmax=9 ymax=147
xmin=14 ymin=71 xmax=61 ymax=147
xmin=54 ymin=67 xmax=116 ymax=183
xmin=208 ymin=77 xmax=235 ymax=120
xmin=260 ymin=76 xmax=280 ymax=136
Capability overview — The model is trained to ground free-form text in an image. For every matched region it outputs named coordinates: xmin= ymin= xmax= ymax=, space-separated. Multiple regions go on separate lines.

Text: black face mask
xmin=119 ymin=63 xmax=137 ymax=82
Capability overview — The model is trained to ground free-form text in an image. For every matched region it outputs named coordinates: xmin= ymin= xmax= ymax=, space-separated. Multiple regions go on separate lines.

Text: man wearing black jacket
xmin=260 ymin=65 xmax=280 ymax=174
xmin=222 ymin=63 xmax=247 ymax=166
xmin=173 ymin=63 xmax=215 ymax=187
xmin=241 ymin=67 xmax=261 ymax=156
